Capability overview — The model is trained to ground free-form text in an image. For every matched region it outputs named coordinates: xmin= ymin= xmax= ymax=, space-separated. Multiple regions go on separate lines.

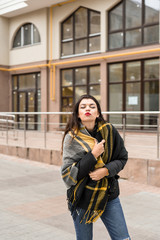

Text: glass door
xmin=18 ymin=92 xmax=26 ymax=129
xmin=18 ymin=91 xmax=36 ymax=130
xmin=27 ymin=91 xmax=36 ymax=130
xmin=61 ymin=97 xmax=73 ymax=125
xmin=12 ymin=72 xmax=41 ymax=131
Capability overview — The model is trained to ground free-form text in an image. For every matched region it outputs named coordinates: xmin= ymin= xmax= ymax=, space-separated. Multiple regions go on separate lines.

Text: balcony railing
xmin=0 ymin=111 xmax=159 ymax=159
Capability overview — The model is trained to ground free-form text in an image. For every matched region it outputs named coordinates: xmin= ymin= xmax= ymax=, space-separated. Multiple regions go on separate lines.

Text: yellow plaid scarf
xmin=66 ymin=122 xmax=113 ymax=224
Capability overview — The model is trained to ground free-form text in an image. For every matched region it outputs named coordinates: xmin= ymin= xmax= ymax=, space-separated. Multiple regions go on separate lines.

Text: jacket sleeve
xmin=76 ymin=152 xmax=97 ymax=180
xmin=61 ymin=134 xmax=97 ymax=188
xmin=104 ymin=126 xmax=128 ymax=178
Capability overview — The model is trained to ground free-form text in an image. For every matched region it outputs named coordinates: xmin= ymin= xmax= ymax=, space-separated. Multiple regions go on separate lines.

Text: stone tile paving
xmin=0 ymin=153 xmax=160 ymax=240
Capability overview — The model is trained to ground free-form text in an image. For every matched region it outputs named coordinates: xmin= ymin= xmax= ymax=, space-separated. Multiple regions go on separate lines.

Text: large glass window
xmin=108 ymin=58 xmax=159 ymax=129
xmin=108 ymin=0 xmax=159 ymax=50
xmin=61 ymin=65 xmax=100 ymax=123
xmin=61 ymin=7 xmax=100 ymax=57
xmin=144 ymin=59 xmax=159 ymax=127
xmin=13 ymin=23 xmax=40 ymax=48
xmin=12 ymin=73 xmax=41 ymax=130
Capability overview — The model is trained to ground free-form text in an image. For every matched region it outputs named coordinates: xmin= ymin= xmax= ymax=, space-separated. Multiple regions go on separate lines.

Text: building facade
xmin=0 ymin=0 xmax=159 ymax=130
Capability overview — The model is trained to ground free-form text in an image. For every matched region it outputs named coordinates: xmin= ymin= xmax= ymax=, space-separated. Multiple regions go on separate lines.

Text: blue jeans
xmin=72 ymin=197 xmax=131 ymax=240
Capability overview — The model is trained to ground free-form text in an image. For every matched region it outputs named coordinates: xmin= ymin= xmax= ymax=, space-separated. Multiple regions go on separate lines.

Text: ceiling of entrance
xmin=0 ymin=0 xmax=71 ymax=18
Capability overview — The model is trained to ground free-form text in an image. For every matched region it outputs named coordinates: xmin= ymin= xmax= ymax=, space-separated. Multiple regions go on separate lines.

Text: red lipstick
xmin=85 ymin=112 xmax=91 ymax=116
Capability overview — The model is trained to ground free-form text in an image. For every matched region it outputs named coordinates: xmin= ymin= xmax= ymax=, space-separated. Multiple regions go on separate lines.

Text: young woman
xmin=61 ymin=94 xmax=131 ymax=240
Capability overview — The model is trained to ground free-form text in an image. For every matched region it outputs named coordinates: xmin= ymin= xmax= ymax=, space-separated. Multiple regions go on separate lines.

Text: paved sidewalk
xmin=0 ymin=153 xmax=160 ymax=240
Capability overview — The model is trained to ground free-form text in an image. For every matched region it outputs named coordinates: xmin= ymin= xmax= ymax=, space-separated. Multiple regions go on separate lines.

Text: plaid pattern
xmin=62 ymin=122 xmax=114 ymax=223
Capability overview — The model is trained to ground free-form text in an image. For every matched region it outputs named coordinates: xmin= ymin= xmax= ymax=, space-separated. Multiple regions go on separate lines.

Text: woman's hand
xmin=91 ymin=139 xmax=105 ymax=159
xmin=89 ymin=168 xmax=109 ymax=181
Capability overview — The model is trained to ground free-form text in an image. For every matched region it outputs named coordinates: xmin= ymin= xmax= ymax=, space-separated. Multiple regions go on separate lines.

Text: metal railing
xmin=0 ymin=111 xmax=159 ymax=159
xmin=0 ymin=114 xmax=15 ymax=129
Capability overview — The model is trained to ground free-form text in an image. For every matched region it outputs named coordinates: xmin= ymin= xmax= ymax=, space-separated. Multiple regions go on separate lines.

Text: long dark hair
xmin=62 ymin=94 xmax=105 ymax=148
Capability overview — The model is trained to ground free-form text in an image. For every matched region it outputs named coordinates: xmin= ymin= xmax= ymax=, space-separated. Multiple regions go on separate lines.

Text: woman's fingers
xmin=89 ymin=168 xmax=107 ymax=180
xmin=92 ymin=139 xmax=105 ymax=158
xmin=101 ymin=139 xmax=105 ymax=144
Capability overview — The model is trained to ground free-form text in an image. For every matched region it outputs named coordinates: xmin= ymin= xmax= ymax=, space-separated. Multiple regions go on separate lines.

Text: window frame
xmin=60 ymin=64 xmax=101 ymax=112
xmin=61 ymin=6 xmax=101 ymax=58
xmin=108 ymin=0 xmax=159 ymax=51
xmin=13 ymin=23 xmax=41 ymax=49
xmin=107 ymin=57 xmax=159 ymax=129
xmin=12 ymin=72 xmax=41 ymax=130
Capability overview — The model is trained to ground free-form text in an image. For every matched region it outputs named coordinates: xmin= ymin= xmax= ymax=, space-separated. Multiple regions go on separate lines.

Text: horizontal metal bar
xmin=0 ymin=111 xmax=160 ymax=115
xmin=0 ymin=114 xmax=15 ymax=118
xmin=0 ymin=119 xmax=15 ymax=123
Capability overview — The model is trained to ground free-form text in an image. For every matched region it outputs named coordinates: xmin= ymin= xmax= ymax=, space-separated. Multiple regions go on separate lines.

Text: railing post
xmin=13 ymin=116 xmax=16 ymax=139
xmin=6 ymin=116 xmax=8 ymax=145
xmin=122 ymin=115 xmax=126 ymax=145
xmin=24 ymin=116 xmax=26 ymax=147
xmin=44 ymin=118 xmax=47 ymax=148
xmin=157 ymin=117 xmax=159 ymax=159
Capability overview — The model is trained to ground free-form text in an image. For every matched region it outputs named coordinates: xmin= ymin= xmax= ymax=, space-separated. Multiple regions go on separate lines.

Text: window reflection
xmin=126 ymin=61 xmax=141 ymax=81
xmin=109 ymin=64 xmax=123 ymax=83
xmin=144 ymin=25 xmax=159 ymax=44
xmin=13 ymin=23 xmax=40 ymax=48
xmin=126 ymin=83 xmax=140 ymax=111
xmin=13 ymin=76 xmax=18 ymax=90
xmin=145 ymin=0 xmax=159 ymax=24
xmin=33 ymin=25 xmax=41 ymax=43
xmin=109 ymin=3 xmax=123 ymax=31
xmin=109 ymin=83 xmax=123 ymax=126
xmin=75 ymin=8 xmax=87 ymax=38
xmin=13 ymin=92 xmax=17 ymax=112
xmin=27 ymin=116 xmax=35 ymax=130
xmin=62 ymin=87 xmax=73 ymax=97
xmin=90 ymin=11 xmax=100 ymax=34
xmin=62 ymin=69 xmax=72 ymax=86
xmin=62 ymin=42 xmax=73 ymax=56
xmin=12 ymin=73 xmax=41 ymax=130
xmin=126 ymin=29 xmax=141 ymax=47
xmin=62 ymin=16 xmax=73 ymax=40
xmin=75 ymin=68 xmax=87 ymax=85
xmin=28 ymin=92 xmax=35 ymax=112
xmin=61 ymin=66 xmax=100 ymax=123
xmin=61 ymin=7 xmax=100 ymax=56
xmin=75 ymin=39 xmax=87 ymax=54
xmin=108 ymin=0 xmax=159 ymax=50
xmin=126 ymin=0 xmax=142 ymax=29
xmin=109 ymin=32 xmax=123 ymax=49
xmin=89 ymin=66 xmax=101 ymax=84
xmin=144 ymin=59 xmax=159 ymax=80
xmin=144 ymin=81 xmax=159 ymax=111
xmin=108 ymin=58 xmax=159 ymax=129
xmin=19 ymin=74 xmax=36 ymax=90
xmin=89 ymin=37 xmax=100 ymax=52
xmin=13 ymin=28 xmax=21 ymax=48
xmin=144 ymin=81 xmax=159 ymax=126
xmin=109 ymin=84 xmax=123 ymax=111
xmin=89 ymin=85 xmax=100 ymax=101
xmin=37 ymin=73 xmax=41 ymax=89
xmin=24 ymin=24 xmax=31 ymax=45
xmin=75 ymin=86 xmax=87 ymax=102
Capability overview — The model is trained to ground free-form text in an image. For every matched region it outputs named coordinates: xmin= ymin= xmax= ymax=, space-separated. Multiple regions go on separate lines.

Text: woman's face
xmin=78 ymin=98 xmax=99 ymax=124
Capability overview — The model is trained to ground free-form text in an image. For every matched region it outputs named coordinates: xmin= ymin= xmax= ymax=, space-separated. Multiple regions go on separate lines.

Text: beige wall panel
xmin=52 ymin=0 xmax=120 ymax=60
xmin=9 ymin=8 xmax=48 ymax=66
xmin=100 ymin=61 xmax=107 ymax=112
xmin=48 ymin=67 xmax=61 ymax=130
xmin=0 ymin=17 xmax=9 ymax=65
xmin=0 ymin=71 xmax=9 ymax=111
